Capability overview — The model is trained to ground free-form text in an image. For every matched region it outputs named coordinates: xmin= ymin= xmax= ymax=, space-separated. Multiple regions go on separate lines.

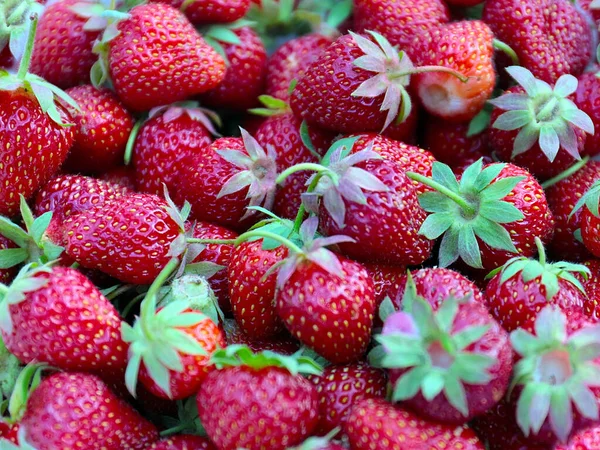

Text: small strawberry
xmin=132 ymin=102 xmax=218 ymax=196
xmin=20 ymin=372 xmax=158 ymax=449
xmin=173 ymin=130 xmax=278 ymax=230
xmin=406 ymin=159 xmax=554 ymax=272
xmin=148 ymin=435 xmax=216 ymax=450
xmin=200 ymin=25 xmax=267 ymax=111
xmin=489 ymin=66 xmax=595 ymax=179
xmin=410 ymin=20 xmax=496 ymax=122
xmin=570 ymin=179 xmax=600 ymax=258
xmin=353 ymin=0 xmax=450 ymax=50
xmin=265 ymin=33 xmax=333 ymax=102
xmin=0 ymin=0 xmax=43 ymax=69
xmin=151 ymin=0 xmax=251 ymax=25
xmin=574 ymin=65 xmax=600 ymax=158
xmin=93 ymin=2 xmax=226 ymax=112
xmin=308 ymin=362 xmax=387 ymax=436
xmin=0 ymin=264 xmax=128 ymax=378
xmin=373 ymin=274 xmax=512 ymax=424
xmin=63 ymin=84 xmax=134 ymax=174
xmin=482 ymin=0 xmax=592 ymax=83
xmin=196 ymin=345 xmax=321 ymax=450
xmin=345 ymin=398 xmax=485 ymax=450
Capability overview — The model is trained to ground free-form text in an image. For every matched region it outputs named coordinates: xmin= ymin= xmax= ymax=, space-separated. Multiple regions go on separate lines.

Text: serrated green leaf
xmin=500 ymin=259 xmax=529 ymax=283
xmin=0 ymin=217 xmax=30 ymax=248
xmin=459 ymin=158 xmax=484 ymax=191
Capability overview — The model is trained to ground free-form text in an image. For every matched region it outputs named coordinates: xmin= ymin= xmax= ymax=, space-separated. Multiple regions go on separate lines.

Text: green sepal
xmin=0 ymin=335 xmax=20 ymax=403
xmin=378 ymin=296 xmax=397 ymax=323
xmin=324 ymin=0 xmax=352 ymax=29
xmin=159 ymin=397 xmax=206 ymax=437
xmin=467 ymin=105 xmax=492 ymax=137
xmin=6 ymin=362 xmax=48 ymax=423
xmin=248 ymin=94 xmax=290 ymax=117
xmin=210 ymin=344 xmax=323 ymax=376
xmin=571 ymin=179 xmax=600 ymax=219
xmin=320 ymin=136 xmax=361 ymax=167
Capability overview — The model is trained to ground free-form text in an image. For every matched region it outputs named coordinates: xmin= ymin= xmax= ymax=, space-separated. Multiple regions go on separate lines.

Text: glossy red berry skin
xmin=574 ymin=69 xmax=600 ymax=158
xmin=150 ymin=0 xmax=251 ymax=24
xmin=223 ymin=319 xmax=300 ymax=355
xmin=148 ymin=435 xmax=216 ymax=450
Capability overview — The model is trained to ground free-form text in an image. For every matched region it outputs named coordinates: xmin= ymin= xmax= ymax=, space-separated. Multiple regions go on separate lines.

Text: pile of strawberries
xmin=2 ymin=0 xmax=600 ymax=448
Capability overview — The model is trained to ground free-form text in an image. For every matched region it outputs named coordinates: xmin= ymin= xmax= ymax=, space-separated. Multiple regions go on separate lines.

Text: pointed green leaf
xmin=549 ymin=387 xmax=573 ymax=443
xmin=443 ymin=375 xmax=469 ymax=416
xmin=435 ymin=298 xmax=459 ymax=333
xmin=379 ymin=296 xmax=397 ymax=322
xmin=417 ymin=192 xmax=453 ymax=213
xmin=392 ymin=366 xmax=430 ymax=402
xmin=438 ymin=227 xmax=460 ymax=268
xmin=454 ymin=325 xmax=491 ymax=350
xmin=472 ymin=216 xmax=518 ymax=253
xmin=30 ymin=212 xmax=52 ymax=244
xmin=482 ymin=176 xmax=526 ymax=200
xmin=432 ymin=162 xmax=460 ymax=192
xmin=478 ymin=201 xmax=525 ymax=223
xmin=0 ymin=218 xmax=30 ymax=248
xmin=474 ymin=163 xmax=505 ymax=191
xmin=458 ymin=226 xmax=482 ymax=269
xmin=0 ymin=249 xmax=28 ymax=269
xmin=421 ymin=371 xmax=445 ymax=401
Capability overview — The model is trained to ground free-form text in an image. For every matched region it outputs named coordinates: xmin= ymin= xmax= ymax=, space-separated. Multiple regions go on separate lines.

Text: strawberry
xmin=0 ymin=0 xmax=43 ymax=69
xmin=266 ymin=33 xmax=333 ymax=102
xmin=485 ymin=238 xmax=590 ymax=334
xmin=132 ymin=102 xmax=217 ymax=196
xmin=150 ymin=0 xmax=251 ymax=25
xmin=188 ymin=221 xmax=238 ymax=314
xmin=579 ymin=0 xmax=600 ymax=26
xmin=579 ymin=259 xmax=600 ymax=320
xmin=305 ymin=139 xmax=433 ymax=266
xmin=345 ymin=398 xmax=485 ymax=450
xmin=489 ymin=67 xmax=595 ymax=179
xmin=148 ymin=435 xmax=216 ymax=450
xmin=381 ymin=102 xmax=420 ymax=145
xmin=63 ymin=84 xmax=134 ymax=174
xmin=200 ymin=26 xmax=267 ymax=111
xmin=274 ymin=218 xmax=377 ymax=363
xmin=373 ymin=273 xmax=512 ymax=424
xmin=570 ymin=179 xmax=600 ymax=258
xmin=94 ymin=2 xmax=226 ymax=112
xmin=406 ymin=160 xmax=554 ymax=272
xmin=557 ymin=425 xmax=600 ymax=450
xmin=574 ymin=66 xmax=600 ymax=158
xmin=482 ymin=0 xmax=592 ymax=83
xmin=222 ymin=318 xmax=300 ymax=355
xmin=0 ymin=265 xmax=128 ymax=378
xmin=123 ymin=261 xmax=225 ymax=399
xmin=308 ymin=362 xmax=387 ymax=436
xmin=20 ymin=372 xmax=158 ymax=449
xmin=0 ymin=235 xmax=16 ymax=285
xmin=506 ymin=306 xmax=600 ymax=446
xmin=353 ymin=0 xmax=450 ymax=50
xmin=545 ymin=160 xmax=600 ymax=261
xmin=0 ymin=421 xmax=19 ymax=444
xmin=173 ymin=131 xmax=278 ymax=229
xmin=364 ymin=263 xmax=405 ymax=326
xmin=410 ymin=20 xmax=495 ymax=122
xmin=63 ymin=192 xmax=189 ymax=285
xmin=196 ymin=345 xmax=321 ymax=450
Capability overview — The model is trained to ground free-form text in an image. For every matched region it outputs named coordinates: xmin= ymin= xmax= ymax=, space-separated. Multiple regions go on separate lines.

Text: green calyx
xmin=159 ymin=397 xmax=206 ymax=437
xmin=407 ymin=159 xmax=525 ymax=269
xmin=0 ymin=263 xmax=51 ymax=335
xmin=487 ymin=237 xmax=589 ymax=300
xmin=248 ymin=94 xmax=291 ymax=117
xmin=0 ymin=336 xmax=20 ymax=405
xmin=0 ymin=196 xmax=65 ymax=272
xmin=490 ymin=66 xmax=594 ymax=162
xmin=122 ymin=259 xmax=211 ymax=399
xmin=570 ymin=178 xmax=600 ymax=220
xmin=200 ymin=19 xmax=254 ymax=65
xmin=5 ymin=362 xmax=47 ymax=425
xmin=0 ymin=0 xmax=43 ymax=61
xmin=372 ymin=276 xmax=495 ymax=417
xmin=210 ymin=344 xmax=323 ymax=376
xmin=510 ymin=305 xmax=600 ymax=443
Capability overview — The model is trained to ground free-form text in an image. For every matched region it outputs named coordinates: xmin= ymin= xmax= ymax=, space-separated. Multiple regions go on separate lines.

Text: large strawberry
xmin=132 ymin=102 xmax=217 ymax=196
xmin=372 ymin=274 xmax=512 ymax=424
xmin=353 ymin=0 xmax=449 ymax=50
xmin=489 ymin=66 xmax=595 ymax=179
xmin=485 ymin=239 xmax=590 ymax=333
xmin=20 ymin=372 xmax=158 ymax=449
xmin=63 ymin=84 xmax=134 ymax=174
xmin=410 ymin=20 xmax=495 ymax=122
xmin=93 ymin=2 xmax=226 ymax=112
xmin=151 ymin=0 xmax=251 ymax=24
xmin=196 ymin=345 xmax=321 ymax=450
xmin=0 ymin=264 xmax=128 ymax=379
xmin=406 ymin=159 xmax=554 ymax=272
xmin=345 ymin=398 xmax=485 ymax=450
xmin=482 ymin=0 xmax=592 ymax=83
xmin=173 ymin=130 xmax=278 ymax=229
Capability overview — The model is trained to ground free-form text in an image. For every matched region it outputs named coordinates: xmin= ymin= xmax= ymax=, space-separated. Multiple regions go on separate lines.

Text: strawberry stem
xmin=541 ymin=156 xmax=590 ymax=189
xmin=235 ymin=230 xmax=303 ymax=254
xmin=535 ymin=237 xmax=546 ymax=266
xmin=16 ymin=14 xmax=37 ymax=80
xmin=406 ymin=171 xmax=477 ymax=216
xmin=275 ymin=163 xmax=330 ymax=185
xmin=389 ymin=65 xmax=469 ymax=83
xmin=493 ymin=38 xmax=519 ymax=65
xmin=124 ymin=119 xmax=144 ymax=165
xmin=291 ymin=171 xmax=326 ymax=234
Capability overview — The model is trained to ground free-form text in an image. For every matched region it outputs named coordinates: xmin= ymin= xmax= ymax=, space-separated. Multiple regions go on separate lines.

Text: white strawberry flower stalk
xmin=490 ymin=66 xmax=595 ymax=162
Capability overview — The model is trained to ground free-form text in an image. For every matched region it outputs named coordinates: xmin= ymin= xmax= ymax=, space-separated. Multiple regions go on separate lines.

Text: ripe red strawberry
xmin=364 ymin=263 xmax=405 ymax=326
xmin=557 ymin=425 xmax=600 ymax=450
xmin=308 ymin=362 xmax=387 ymax=436
xmin=482 ymin=0 xmax=592 ymax=83
xmin=266 ymin=33 xmax=333 ymax=102
xmin=200 ymin=26 xmax=267 ymax=111
xmin=189 ymin=221 xmax=238 ymax=314
xmin=407 ymin=160 xmax=554 ymax=272
xmin=148 ymin=435 xmax=216 ymax=450
xmin=20 ymin=372 xmax=158 ymax=449
xmin=173 ymin=131 xmax=278 ymax=230
xmin=196 ymin=345 xmax=320 ymax=450
xmin=579 ymin=259 xmax=600 ymax=320
xmin=410 ymin=20 xmax=495 ymax=122
xmin=545 ymin=161 xmax=600 ymax=261
xmin=374 ymin=273 xmax=512 ymax=424
xmin=29 ymin=0 xmax=103 ymax=88
xmin=101 ymin=165 xmax=137 ymax=191
xmin=222 ymin=318 xmax=300 ymax=355
xmin=345 ymin=398 xmax=485 ymax=450
xmin=228 ymin=240 xmax=287 ymax=339
xmin=95 ymin=3 xmax=226 ymax=112
xmin=151 ymin=0 xmax=251 ymax=24
xmin=353 ymin=0 xmax=449 ymax=50
xmin=489 ymin=67 xmax=595 ymax=179
xmin=64 ymin=193 xmax=188 ymax=285
xmin=573 ymin=180 xmax=600 ymax=258
xmin=485 ymin=239 xmax=590 ymax=333
xmin=574 ymin=67 xmax=600 ymax=158
xmin=63 ymin=84 xmax=134 ymax=174
xmin=381 ymin=102 xmax=420 ymax=145
xmin=275 ymin=218 xmax=377 ymax=363
xmin=132 ymin=103 xmax=217 ymax=196
xmin=0 ymin=420 xmax=19 ymax=444
xmin=0 ymin=265 xmax=128 ymax=378
xmin=579 ymin=0 xmax=600 ymax=26
xmin=310 ymin=140 xmax=433 ymax=266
